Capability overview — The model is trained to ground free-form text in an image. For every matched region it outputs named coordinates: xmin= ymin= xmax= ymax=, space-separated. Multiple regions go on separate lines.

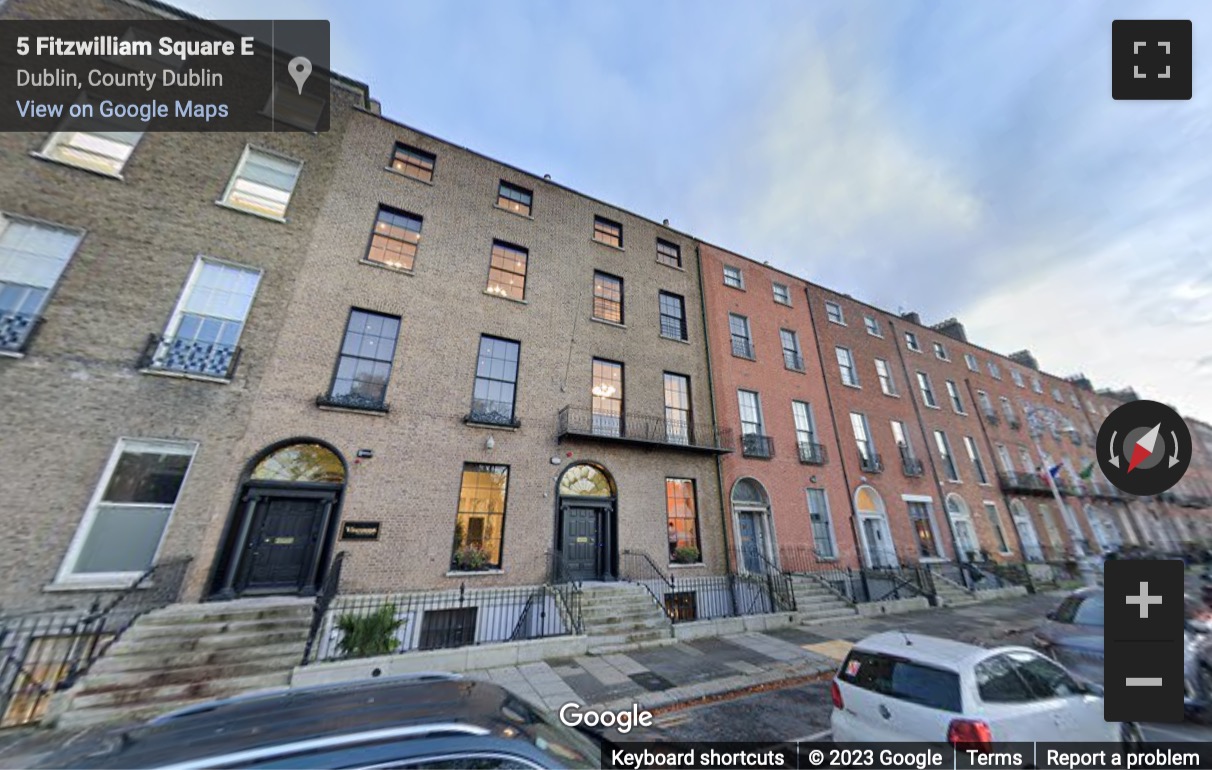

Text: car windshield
xmin=839 ymin=650 xmax=962 ymax=713
xmin=1052 ymin=594 xmax=1103 ymax=626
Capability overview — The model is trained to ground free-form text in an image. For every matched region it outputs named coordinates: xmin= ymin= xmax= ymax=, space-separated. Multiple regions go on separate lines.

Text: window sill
xmin=358 ymin=259 xmax=415 ymax=276
xmin=841 ymin=382 xmax=862 ymax=390
xmin=924 ymin=403 xmax=941 ymax=410
xmin=785 ymin=367 xmax=806 ymax=375
xmin=590 ymin=317 xmax=626 ymax=330
xmin=731 ymin=353 xmax=756 ymax=362
xmin=668 ymin=562 xmax=705 ymax=569
xmin=30 ymin=151 xmax=126 ymax=180
xmin=907 ymin=348 xmax=923 ymax=354
xmin=590 ymin=238 xmax=625 ymax=252
xmin=483 ymin=290 xmax=528 ymax=305
xmin=827 ymin=320 xmax=847 ymax=327
xmin=882 ymin=392 xmax=901 ymax=399
xmin=44 ymin=579 xmax=149 ymax=592
xmin=383 ymin=166 xmax=435 ymax=185
xmin=918 ymin=557 xmax=949 ymax=565
xmin=774 ymin=300 xmax=793 ymax=308
xmin=445 ymin=569 xmax=503 ymax=577
xmin=464 ymin=418 xmax=520 ymax=432
xmin=723 ymin=283 xmax=746 ymax=292
xmin=954 ymin=410 xmax=969 ymax=417
xmin=658 ymin=262 xmax=686 ymax=272
xmin=0 ymin=350 xmax=26 ymax=359
xmin=660 ymin=334 xmax=691 ymax=345
xmin=945 ymin=479 xmax=963 ymax=484
xmin=317 ymin=403 xmax=390 ymax=417
xmin=214 ymin=200 xmax=288 ymax=224
xmin=936 ymin=357 xmax=951 ymax=363
xmin=494 ymin=204 xmax=533 ymax=220
xmin=867 ymin=333 xmax=885 ymax=339
xmin=140 ymin=367 xmax=232 ymax=385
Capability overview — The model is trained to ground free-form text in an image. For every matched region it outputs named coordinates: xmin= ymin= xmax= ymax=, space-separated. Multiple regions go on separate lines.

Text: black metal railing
xmin=777 ymin=545 xmax=934 ymax=605
xmin=751 ymin=551 xmax=797 ymax=613
xmin=303 ymin=581 xmax=576 ymax=663
xmin=544 ymin=549 xmax=583 ymax=636
xmin=138 ymin=334 xmax=242 ymax=380
xmin=463 ymin=406 xmax=521 ymax=428
xmin=316 ymin=392 xmax=390 ymax=414
xmin=0 ymin=311 xmax=42 ymax=354
xmin=731 ymin=337 xmax=754 ymax=359
xmin=859 ymin=451 xmax=883 ymax=473
xmin=619 ymin=550 xmax=677 ymax=619
xmin=741 ymin=433 xmax=774 ymax=459
xmin=998 ymin=471 xmax=1050 ymax=495
xmin=783 ymin=351 xmax=805 ymax=372
xmin=0 ymin=557 xmax=191 ymax=727
xmin=900 ymin=449 xmax=924 ymax=477
xmin=619 ymin=551 xmax=793 ymax=622
xmin=556 ymin=406 xmax=733 ymax=453
xmin=302 ymin=551 xmax=346 ymax=665
xmin=797 ymin=441 xmax=826 ymax=465
xmin=982 ymin=410 xmax=1000 ymax=425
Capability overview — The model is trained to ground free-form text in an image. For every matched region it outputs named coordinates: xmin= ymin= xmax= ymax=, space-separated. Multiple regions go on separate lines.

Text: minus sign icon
xmin=1125 ymin=678 xmax=1163 ymax=686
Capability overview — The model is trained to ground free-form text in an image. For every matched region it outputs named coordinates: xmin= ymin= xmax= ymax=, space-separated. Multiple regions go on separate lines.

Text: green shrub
xmin=673 ymin=545 xmax=701 ymax=564
xmin=335 ymin=604 xmax=402 ymax=659
xmin=452 ymin=544 xmax=492 ymax=571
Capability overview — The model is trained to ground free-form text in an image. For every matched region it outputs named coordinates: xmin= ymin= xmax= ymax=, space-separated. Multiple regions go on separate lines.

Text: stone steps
xmin=579 ymin=585 xmax=673 ymax=654
xmin=89 ymin=641 xmax=305 ymax=674
xmin=789 ymin=577 xmax=857 ymax=622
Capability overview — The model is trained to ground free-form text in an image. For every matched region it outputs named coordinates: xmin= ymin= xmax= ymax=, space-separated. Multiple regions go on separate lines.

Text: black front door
xmin=242 ymin=496 xmax=325 ymax=593
xmin=562 ymin=506 xmax=602 ymax=581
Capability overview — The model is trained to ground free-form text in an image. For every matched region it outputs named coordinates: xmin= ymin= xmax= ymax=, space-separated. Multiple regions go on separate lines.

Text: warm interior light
xmin=591 ymin=384 xmax=616 ymax=398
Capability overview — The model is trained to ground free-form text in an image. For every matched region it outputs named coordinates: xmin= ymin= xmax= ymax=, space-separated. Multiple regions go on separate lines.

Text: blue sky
xmin=182 ymin=0 xmax=1212 ymax=421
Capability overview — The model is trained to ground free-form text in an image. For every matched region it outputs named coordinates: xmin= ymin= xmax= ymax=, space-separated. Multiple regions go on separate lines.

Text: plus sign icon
xmin=1112 ymin=20 xmax=1192 ymax=100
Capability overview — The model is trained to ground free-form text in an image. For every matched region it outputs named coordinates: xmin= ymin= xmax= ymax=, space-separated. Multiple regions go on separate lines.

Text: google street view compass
xmin=1097 ymin=399 xmax=1192 ymax=496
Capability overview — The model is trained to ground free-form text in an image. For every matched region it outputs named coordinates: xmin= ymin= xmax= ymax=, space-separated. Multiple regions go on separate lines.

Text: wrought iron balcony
xmin=316 ymin=392 xmax=390 ymax=414
xmin=1007 ymin=417 xmax=1022 ymax=430
xmin=982 ymin=410 xmax=1000 ymax=425
xmin=859 ymin=451 xmax=883 ymax=473
xmin=797 ymin=441 xmax=826 ymax=465
xmin=731 ymin=337 xmax=754 ymax=359
xmin=0 ymin=311 xmax=41 ymax=354
xmin=783 ymin=351 xmax=805 ymax=372
xmin=997 ymin=471 xmax=1049 ymax=495
xmin=556 ymin=406 xmax=733 ymax=453
xmin=740 ymin=433 xmax=774 ymax=459
xmin=139 ymin=333 xmax=241 ymax=380
xmin=900 ymin=449 xmax=924 ymax=477
xmin=464 ymin=403 xmax=520 ymax=428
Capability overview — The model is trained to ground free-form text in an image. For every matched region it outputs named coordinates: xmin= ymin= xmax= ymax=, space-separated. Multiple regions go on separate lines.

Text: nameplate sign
xmin=340 ymin=521 xmax=381 ymax=541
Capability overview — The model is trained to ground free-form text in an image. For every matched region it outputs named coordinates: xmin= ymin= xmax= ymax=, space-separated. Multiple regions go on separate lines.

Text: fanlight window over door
xmin=558 ymin=464 xmax=614 ymax=497
xmin=250 ymin=443 xmax=345 ymax=484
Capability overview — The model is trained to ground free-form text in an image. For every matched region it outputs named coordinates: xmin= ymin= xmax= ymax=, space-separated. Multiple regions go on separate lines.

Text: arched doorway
xmin=211 ymin=440 xmax=346 ymax=599
xmin=556 ymin=463 xmax=617 ymax=581
xmin=854 ymin=485 xmax=894 ymax=568
xmin=1010 ymin=499 xmax=1043 ymax=561
xmin=732 ymin=478 xmax=775 ymax=573
xmin=945 ymin=494 xmax=979 ymax=562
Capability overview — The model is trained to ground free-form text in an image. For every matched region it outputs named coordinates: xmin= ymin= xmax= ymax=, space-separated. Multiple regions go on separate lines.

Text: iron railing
xmin=797 ymin=441 xmax=826 ymax=465
xmin=464 ymin=402 xmax=520 ymax=428
xmin=751 ymin=551 xmax=797 ymax=613
xmin=316 ymin=392 xmax=390 ymax=413
xmin=900 ymin=448 xmax=924 ymax=477
xmin=777 ymin=545 xmax=934 ymax=605
xmin=0 ymin=311 xmax=42 ymax=354
xmin=731 ymin=337 xmax=755 ymax=359
xmin=982 ymin=410 xmax=1000 ymax=425
xmin=138 ymin=333 xmax=242 ymax=380
xmin=544 ymin=549 xmax=583 ymax=636
xmin=783 ymin=351 xmax=805 ymax=372
xmin=0 ymin=557 xmax=192 ymax=727
xmin=741 ymin=433 xmax=774 ymax=459
xmin=859 ymin=451 xmax=883 ymax=473
xmin=302 ymin=551 xmax=346 ymax=665
xmin=998 ymin=471 xmax=1050 ymax=495
xmin=556 ymin=406 xmax=733 ymax=453
xmin=619 ymin=550 xmax=792 ymax=622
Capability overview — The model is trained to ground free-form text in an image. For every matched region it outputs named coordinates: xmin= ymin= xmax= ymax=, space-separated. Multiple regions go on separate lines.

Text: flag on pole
xmin=1079 ymin=461 xmax=1096 ymax=480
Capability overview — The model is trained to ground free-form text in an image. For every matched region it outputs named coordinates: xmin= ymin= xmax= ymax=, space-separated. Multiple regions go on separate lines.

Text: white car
xmin=831 ymin=632 xmax=1143 ymax=747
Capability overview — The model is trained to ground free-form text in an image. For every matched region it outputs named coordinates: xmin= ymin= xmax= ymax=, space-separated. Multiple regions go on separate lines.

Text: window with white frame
xmin=917 ymin=371 xmax=937 ymax=408
xmin=874 ymin=358 xmax=897 ymax=396
xmin=806 ymin=488 xmax=836 ymax=558
xmin=147 ymin=258 xmax=261 ymax=379
xmin=1052 ymin=387 xmax=1064 ymax=403
xmin=825 ymin=301 xmax=845 ymax=324
xmin=935 ymin=430 xmax=959 ymax=481
xmin=864 ymin=316 xmax=882 ymax=337
xmin=772 ymin=282 xmax=791 ymax=305
xmin=905 ymin=331 xmax=921 ymax=352
xmin=1032 ymin=377 xmax=1043 ymax=394
xmin=0 ymin=214 xmax=84 ymax=354
xmin=988 ymin=361 xmax=1002 ymax=379
xmin=1011 ymin=369 xmax=1024 ymax=387
xmin=983 ymin=501 xmax=1011 ymax=553
xmin=977 ymin=390 xmax=994 ymax=417
xmin=850 ymin=412 xmax=875 ymax=463
xmin=40 ymin=96 xmax=144 ymax=176
xmin=219 ymin=146 xmax=303 ymax=219
xmin=964 ymin=435 xmax=989 ymax=484
xmin=59 ymin=438 xmax=196 ymax=580
xmin=1070 ymin=393 xmax=1081 ymax=410
xmin=836 ymin=346 xmax=859 ymax=386
xmin=933 ymin=341 xmax=949 ymax=361
xmin=945 ymin=380 xmax=966 ymax=413
xmin=723 ymin=265 xmax=744 ymax=289
xmin=964 ymin=353 xmax=978 ymax=371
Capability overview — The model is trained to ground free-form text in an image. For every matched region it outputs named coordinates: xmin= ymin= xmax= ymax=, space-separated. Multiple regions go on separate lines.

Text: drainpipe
xmin=888 ymin=319 xmax=966 ymax=576
xmin=803 ymin=287 xmax=865 ymax=586
xmin=964 ymin=377 xmax=1030 ymax=562
xmin=695 ymin=244 xmax=734 ymax=575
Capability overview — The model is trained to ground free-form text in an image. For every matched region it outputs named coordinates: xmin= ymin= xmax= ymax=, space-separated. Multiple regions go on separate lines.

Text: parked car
xmin=1033 ymin=587 xmax=1212 ymax=722
xmin=831 ymin=631 xmax=1142 ymax=747
xmin=36 ymin=673 xmax=606 ymax=769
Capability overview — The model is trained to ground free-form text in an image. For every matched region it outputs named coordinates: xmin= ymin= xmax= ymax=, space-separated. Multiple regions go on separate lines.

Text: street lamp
xmin=1022 ymin=402 xmax=1099 ymax=587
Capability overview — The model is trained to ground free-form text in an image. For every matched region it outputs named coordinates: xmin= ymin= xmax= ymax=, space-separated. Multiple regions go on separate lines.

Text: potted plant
xmin=672 ymin=545 xmax=700 ymax=564
xmin=452 ymin=544 xmax=492 ymax=571
xmin=335 ymin=604 xmax=403 ymax=659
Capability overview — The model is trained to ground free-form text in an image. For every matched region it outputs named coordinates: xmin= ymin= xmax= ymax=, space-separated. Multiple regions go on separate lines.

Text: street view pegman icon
xmin=1097 ymin=399 xmax=1192 ymax=496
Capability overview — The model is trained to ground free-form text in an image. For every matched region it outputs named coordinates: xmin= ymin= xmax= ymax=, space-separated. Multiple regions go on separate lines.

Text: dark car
xmin=36 ymin=674 xmax=605 ymax=769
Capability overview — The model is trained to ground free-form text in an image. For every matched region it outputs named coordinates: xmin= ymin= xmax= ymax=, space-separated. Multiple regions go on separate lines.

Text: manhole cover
xmin=630 ymin=672 xmax=674 ymax=691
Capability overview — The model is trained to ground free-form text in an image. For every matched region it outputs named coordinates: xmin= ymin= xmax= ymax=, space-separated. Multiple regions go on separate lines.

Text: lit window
xmin=485 ymin=240 xmax=528 ymax=301
xmin=666 ymin=479 xmax=700 ymax=562
xmin=323 ymin=309 xmax=400 ymax=411
xmin=593 ymin=216 xmax=623 ymax=248
xmin=364 ymin=205 xmax=421 ymax=271
xmin=219 ymin=146 xmax=302 ymax=219
xmin=391 ymin=142 xmax=436 ymax=182
xmin=450 ymin=464 xmax=509 ymax=570
xmin=591 ymin=359 xmax=624 ymax=436
xmin=497 ymin=181 xmax=533 ymax=216
xmin=469 ymin=336 xmax=520 ymax=427
xmin=592 ymin=271 xmax=623 ymax=324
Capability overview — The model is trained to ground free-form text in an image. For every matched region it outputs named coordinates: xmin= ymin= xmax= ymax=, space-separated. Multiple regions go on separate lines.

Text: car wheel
xmin=1121 ymin=722 xmax=1145 ymax=750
